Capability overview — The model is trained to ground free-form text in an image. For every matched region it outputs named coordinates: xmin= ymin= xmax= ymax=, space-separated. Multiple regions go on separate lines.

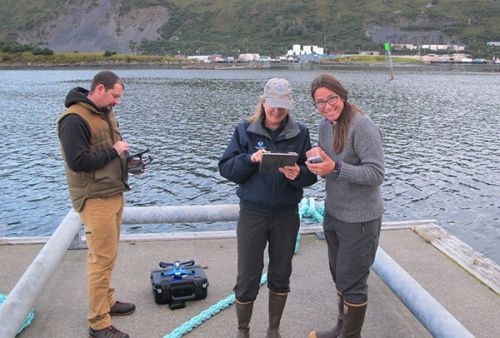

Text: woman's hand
xmin=279 ymin=164 xmax=300 ymax=180
xmin=306 ymin=146 xmax=321 ymax=159
xmin=251 ymin=149 xmax=267 ymax=163
xmin=305 ymin=148 xmax=335 ymax=177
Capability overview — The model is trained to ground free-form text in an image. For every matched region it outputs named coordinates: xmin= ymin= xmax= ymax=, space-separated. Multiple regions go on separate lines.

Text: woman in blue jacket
xmin=219 ymin=78 xmax=317 ymax=338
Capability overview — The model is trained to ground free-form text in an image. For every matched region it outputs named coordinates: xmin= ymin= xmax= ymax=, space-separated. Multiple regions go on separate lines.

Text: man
xmin=57 ymin=71 xmax=134 ymax=338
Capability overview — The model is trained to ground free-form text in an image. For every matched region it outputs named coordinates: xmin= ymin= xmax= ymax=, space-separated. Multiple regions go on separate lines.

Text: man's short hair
xmin=90 ymin=71 xmax=124 ymax=93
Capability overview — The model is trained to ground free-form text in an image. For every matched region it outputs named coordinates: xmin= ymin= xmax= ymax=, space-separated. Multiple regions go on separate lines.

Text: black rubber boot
xmin=266 ymin=290 xmax=288 ymax=338
xmin=308 ymin=294 xmax=344 ymax=338
xmin=339 ymin=302 xmax=367 ymax=338
xmin=236 ymin=300 xmax=253 ymax=338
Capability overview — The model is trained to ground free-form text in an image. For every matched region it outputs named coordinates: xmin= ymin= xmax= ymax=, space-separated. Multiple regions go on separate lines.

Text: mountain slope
xmin=0 ymin=0 xmax=498 ymax=55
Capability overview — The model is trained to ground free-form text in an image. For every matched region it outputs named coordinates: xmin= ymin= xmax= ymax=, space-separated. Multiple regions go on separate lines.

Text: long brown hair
xmin=310 ymin=73 xmax=363 ymax=153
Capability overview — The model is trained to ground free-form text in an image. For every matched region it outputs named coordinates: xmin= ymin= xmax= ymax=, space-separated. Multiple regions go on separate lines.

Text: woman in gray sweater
xmin=305 ymin=74 xmax=385 ymax=338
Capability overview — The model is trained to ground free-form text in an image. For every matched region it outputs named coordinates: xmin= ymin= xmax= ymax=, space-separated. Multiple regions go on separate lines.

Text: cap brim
xmin=264 ymin=98 xmax=294 ymax=110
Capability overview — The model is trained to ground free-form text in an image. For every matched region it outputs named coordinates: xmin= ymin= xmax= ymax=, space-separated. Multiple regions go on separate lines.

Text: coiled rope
xmin=0 ymin=293 xmax=35 ymax=334
xmin=163 ymin=197 xmax=323 ymax=338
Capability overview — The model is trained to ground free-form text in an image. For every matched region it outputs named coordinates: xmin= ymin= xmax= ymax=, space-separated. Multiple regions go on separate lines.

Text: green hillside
xmin=0 ymin=0 xmax=498 ymax=56
xmin=0 ymin=1 xmax=55 ymax=38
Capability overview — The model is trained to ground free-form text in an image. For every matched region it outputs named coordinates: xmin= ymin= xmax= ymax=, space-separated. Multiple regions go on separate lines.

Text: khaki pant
xmin=80 ymin=194 xmax=124 ymax=330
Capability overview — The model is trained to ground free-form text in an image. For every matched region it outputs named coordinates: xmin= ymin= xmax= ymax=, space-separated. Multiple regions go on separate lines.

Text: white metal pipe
xmin=1 ymin=198 xmax=467 ymax=338
xmin=0 ymin=209 xmax=81 ymax=338
xmin=372 ymin=247 xmax=474 ymax=338
xmin=123 ymin=204 xmax=240 ymax=224
xmin=122 ymin=202 xmax=330 ymax=225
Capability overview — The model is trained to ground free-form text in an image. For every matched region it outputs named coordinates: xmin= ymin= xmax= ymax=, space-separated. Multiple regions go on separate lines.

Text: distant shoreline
xmin=2 ymin=51 xmax=499 ymax=71
xmin=0 ymin=62 xmax=187 ymax=70
xmin=1 ymin=60 xmax=499 ymax=71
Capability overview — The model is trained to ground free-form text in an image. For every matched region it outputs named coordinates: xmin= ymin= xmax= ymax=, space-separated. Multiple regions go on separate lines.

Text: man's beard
xmin=100 ymin=104 xmax=113 ymax=113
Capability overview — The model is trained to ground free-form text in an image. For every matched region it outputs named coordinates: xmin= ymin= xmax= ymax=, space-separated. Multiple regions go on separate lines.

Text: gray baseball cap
xmin=262 ymin=78 xmax=294 ymax=110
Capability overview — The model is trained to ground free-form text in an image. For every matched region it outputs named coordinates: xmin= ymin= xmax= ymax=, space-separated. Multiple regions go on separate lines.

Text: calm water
xmin=0 ymin=65 xmax=499 ymax=264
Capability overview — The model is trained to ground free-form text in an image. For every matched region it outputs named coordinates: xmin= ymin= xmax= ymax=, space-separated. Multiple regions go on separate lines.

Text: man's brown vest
xmin=58 ymin=102 xmax=129 ymax=211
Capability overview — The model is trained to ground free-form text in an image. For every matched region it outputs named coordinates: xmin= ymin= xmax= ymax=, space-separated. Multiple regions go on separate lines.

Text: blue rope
xmin=299 ymin=197 xmax=324 ymax=224
xmin=164 ymin=274 xmax=268 ymax=338
xmin=0 ymin=293 xmax=35 ymax=334
xmin=163 ymin=197 xmax=323 ymax=337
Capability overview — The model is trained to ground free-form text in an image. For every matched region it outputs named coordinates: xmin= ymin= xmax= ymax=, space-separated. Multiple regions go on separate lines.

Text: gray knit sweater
xmin=318 ymin=111 xmax=384 ymax=223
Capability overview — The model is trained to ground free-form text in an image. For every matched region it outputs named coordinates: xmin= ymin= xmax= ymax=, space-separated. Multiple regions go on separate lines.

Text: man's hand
xmin=113 ymin=141 xmax=129 ymax=155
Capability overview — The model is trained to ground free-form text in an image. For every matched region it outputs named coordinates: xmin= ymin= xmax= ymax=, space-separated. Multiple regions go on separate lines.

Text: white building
xmin=421 ymin=44 xmax=465 ymax=52
xmin=451 ymin=54 xmax=472 ymax=63
xmin=302 ymin=45 xmax=313 ymax=54
xmin=392 ymin=44 xmax=466 ymax=52
xmin=392 ymin=44 xmax=418 ymax=50
xmin=287 ymin=44 xmax=324 ymax=56
xmin=312 ymin=46 xmax=324 ymax=54
xmin=187 ymin=55 xmax=210 ymax=63
xmin=238 ymin=53 xmax=260 ymax=61
xmin=291 ymin=44 xmax=301 ymax=55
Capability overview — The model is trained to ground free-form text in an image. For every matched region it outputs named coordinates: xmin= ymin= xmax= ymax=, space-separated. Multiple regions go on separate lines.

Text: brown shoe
xmin=109 ymin=301 xmax=136 ymax=316
xmin=89 ymin=325 xmax=130 ymax=338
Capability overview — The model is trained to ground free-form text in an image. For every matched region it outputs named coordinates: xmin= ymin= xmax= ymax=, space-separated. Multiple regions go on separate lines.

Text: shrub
xmin=32 ymin=47 xmax=54 ymax=55
xmin=103 ymin=50 xmax=117 ymax=57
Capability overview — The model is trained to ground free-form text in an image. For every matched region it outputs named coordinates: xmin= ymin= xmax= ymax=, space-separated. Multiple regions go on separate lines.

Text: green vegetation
xmin=0 ymin=44 xmax=423 ymax=66
xmin=0 ymin=41 xmax=53 ymax=55
xmin=132 ymin=0 xmax=500 ymax=57
xmin=0 ymin=0 xmax=498 ymax=58
xmin=0 ymin=49 xmax=424 ymax=66
xmin=322 ymin=55 xmax=423 ymax=64
xmin=0 ymin=50 xmax=187 ymax=66
xmin=103 ymin=50 xmax=117 ymax=57
xmin=0 ymin=0 xmax=64 ymax=40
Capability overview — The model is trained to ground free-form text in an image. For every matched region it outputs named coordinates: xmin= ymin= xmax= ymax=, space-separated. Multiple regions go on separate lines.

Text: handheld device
xmin=259 ymin=152 xmax=299 ymax=174
xmin=308 ymin=155 xmax=324 ymax=164
xmin=126 ymin=149 xmax=153 ymax=175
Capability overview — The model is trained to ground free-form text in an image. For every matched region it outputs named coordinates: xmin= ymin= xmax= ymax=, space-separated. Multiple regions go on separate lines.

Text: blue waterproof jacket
xmin=219 ymin=116 xmax=317 ymax=213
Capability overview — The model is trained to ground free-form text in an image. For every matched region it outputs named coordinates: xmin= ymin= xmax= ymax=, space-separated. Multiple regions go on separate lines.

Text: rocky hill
xmin=0 ymin=0 xmax=498 ymax=55
xmin=1 ymin=0 xmax=169 ymax=53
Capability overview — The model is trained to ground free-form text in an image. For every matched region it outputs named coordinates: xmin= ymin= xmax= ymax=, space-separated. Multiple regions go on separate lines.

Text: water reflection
xmin=0 ymin=67 xmax=498 ymax=264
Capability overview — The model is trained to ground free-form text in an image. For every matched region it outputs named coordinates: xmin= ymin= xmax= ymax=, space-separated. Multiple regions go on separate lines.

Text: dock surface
xmin=1 ymin=226 xmax=499 ymax=337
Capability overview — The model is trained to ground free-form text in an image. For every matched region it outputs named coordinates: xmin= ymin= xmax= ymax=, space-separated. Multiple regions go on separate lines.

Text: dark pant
xmin=234 ymin=206 xmax=300 ymax=302
xmin=323 ymin=211 xmax=381 ymax=304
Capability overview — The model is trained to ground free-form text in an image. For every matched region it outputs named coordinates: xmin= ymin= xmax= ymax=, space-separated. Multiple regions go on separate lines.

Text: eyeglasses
xmin=314 ymin=95 xmax=339 ymax=109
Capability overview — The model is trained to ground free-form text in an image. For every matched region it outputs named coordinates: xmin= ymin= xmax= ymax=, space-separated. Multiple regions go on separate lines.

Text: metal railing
xmin=0 ymin=204 xmax=474 ymax=338
xmin=372 ymin=247 xmax=473 ymax=338
xmin=0 ymin=209 xmax=81 ymax=338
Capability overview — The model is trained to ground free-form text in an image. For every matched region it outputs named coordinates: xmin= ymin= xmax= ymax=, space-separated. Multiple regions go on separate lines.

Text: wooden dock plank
xmin=412 ymin=222 xmax=500 ymax=295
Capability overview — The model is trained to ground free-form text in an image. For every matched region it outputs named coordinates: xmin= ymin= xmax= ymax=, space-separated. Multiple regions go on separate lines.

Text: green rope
xmin=0 ymin=293 xmax=35 ymax=334
xmin=164 ymin=274 xmax=268 ymax=338
xmin=163 ymin=197 xmax=323 ymax=337
xmin=299 ymin=197 xmax=324 ymax=224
